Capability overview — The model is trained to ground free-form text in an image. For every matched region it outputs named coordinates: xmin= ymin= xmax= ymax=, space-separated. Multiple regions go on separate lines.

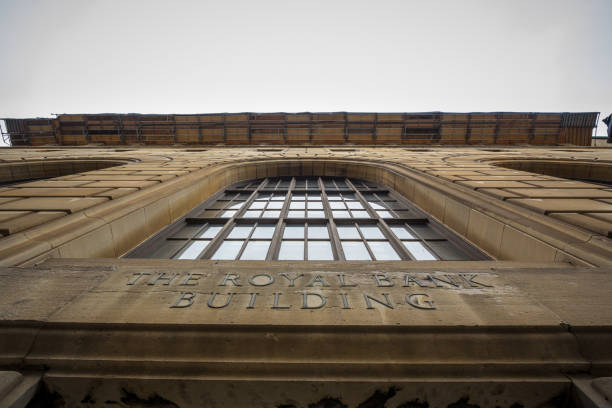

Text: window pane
xmin=369 ymin=241 xmax=401 ymax=260
xmin=279 ymin=241 xmax=304 ymax=260
xmin=263 ymin=210 xmax=281 ymax=218
xmin=427 ymin=241 xmax=466 ymax=260
xmin=228 ymin=224 xmax=254 ymax=238
xmin=402 ymin=241 xmax=437 ymax=260
xmin=307 ymin=193 xmax=321 ymax=200
xmin=256 ymin=193 xmax=271 ymax=200
xmin=369 ymin=202 xmax=385 ymax=210
xmin=283 ymin=224 xmax=305 ymax=239
xmin=271 ymin=194 xmax=286 ymax=201
xmin=307 ymin=210 xmax=325 ymax=218
xmin=251 ymin=225 xmax=276 ymax=239
xmin=327 ymin=194 xmax=341 ymax=201
xmin=227 ymin=201 xmax=245 ymax=210
xmin=342 ymin=193 xmax=356 ymax=200
xmin=308 ymin=241 xmax=334 ymax=260
xmin=352 ymin=211 xmax=369 ymax=218
xmin=240 ymin=241 xmax=271 ymax=260
xmin=342 ymin=241 xmax=371 ymax=260
xmin=337 ymin=225 xmax=360 ymax=239
xmin=198 ymin=224 xmax=224 ymax=239
xmin=409 ymin=224 xmax=443 ymax=239
xmin=288 ymin=210 xmax=305 ymax=218
xmin=150 ymin=241 xmax=185 ymax=258
xmin=292 ymin=194 xmax=305 ymax=200
xmin=267 ymin=201 xmax=284 ymax=209
xmin=309 ymin=202 xmax=323 ymax=210
xmin=243 ymin=210 xmax=261 ymax=218
xmin=212 ymin=241 xmax=244 ymax=260
xmin=171 ymin=224 xmax=203 ymax=239
xmin=332 ymin=210 xmax=350 ymax=218
xmin=330 ymin=202 xmax=345 ymax=209
xmin=376 ymin=210 xmax=394 ymax=218
xmin=390 ymin=226 xmax=415 ymax=239
xmin=249 ymin=201 xmax=266 ymax=209
xmin=221 ymin=210 xmax=237 ymax=218
xmin=308 ymin=225 xmax=329 ymax=239
xmin=176 ymin=240 xmax=210 ymax=259
xmin=290 ymin=201 xmax=306 ymax=209
xmin=359 ymin=225 xmax=385 ymax=239
xmin=347 ymin=201 xmax=364 ymax=209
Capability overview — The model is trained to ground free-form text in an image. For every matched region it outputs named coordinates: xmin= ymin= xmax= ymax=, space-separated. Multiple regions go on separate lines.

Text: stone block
xmin=457 ymin=180 xmax=531 ymax=189
xmin=466 ymin=209 xmax=504 ymax=258
xmin=0 ymin=197 xmax=108 ymax=213
xmin=505 ymin=188 xmax=612 ymax=199
xmin=498 ymin=226 xmax=557 ymax=262
xmin=0 ymin=211 xmax=65 ymax=235
xmin=507 ymin=198 xmax=612 ymax=214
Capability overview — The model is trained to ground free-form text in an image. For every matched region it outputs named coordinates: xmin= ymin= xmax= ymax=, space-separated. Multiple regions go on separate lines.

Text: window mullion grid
xmin=303 ymin=222 xmax=308 ymax=260
xmin=169 ymin=221 xmax=209 ymax=259
xmin=350 ymin=183 xmax=379 ymax=220
xmin=404 ymin=223 xmax=440 ymax=260
xmin=202 ymin=180 xmax=265 ymax=259
xmin=235 ymin=223 xmax=257 ymax=260
xmin=355 ymin=222 xmax=377 ymax=261
xmin=376 ymin=220 xmax=412 ymax=260
xmin=321 ymin=181 xmax=344 ymax=260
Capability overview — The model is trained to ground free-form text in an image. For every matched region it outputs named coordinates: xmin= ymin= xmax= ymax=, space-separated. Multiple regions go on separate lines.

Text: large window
xmin=127 ymin=177 xmax=487 ymax=261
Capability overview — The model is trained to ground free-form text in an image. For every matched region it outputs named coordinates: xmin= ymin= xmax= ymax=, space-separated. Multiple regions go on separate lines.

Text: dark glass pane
xmin=171 ymin=224 xmax=203 ymax=239
xmin=150 ymin=241 xmax=185 ymax=258
xmin=409 ymin=224 xmax=442 ymax=239
xmin=427 ymin=241 xmax=466 ymax=260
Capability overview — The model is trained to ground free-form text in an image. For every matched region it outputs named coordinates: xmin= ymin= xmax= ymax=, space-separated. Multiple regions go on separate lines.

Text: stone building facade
xmin=0 ymin=112 xmax=610 ymax=407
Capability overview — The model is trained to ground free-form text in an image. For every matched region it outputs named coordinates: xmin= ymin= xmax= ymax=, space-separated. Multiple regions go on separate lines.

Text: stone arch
xmin=2 ymin=157 xmax=606 ymax=267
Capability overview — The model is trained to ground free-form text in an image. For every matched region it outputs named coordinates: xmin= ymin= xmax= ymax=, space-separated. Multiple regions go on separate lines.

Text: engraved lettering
xmin=207 ymin=292 xmax=234 ymax=308
xmin=301 ymin=293 xmax=327 ymax=309
xmin=181 ymin=273 xmax=203 ymax=286
xmin=247 ymin=293 xmax=259 ymax=309
xmin=170 ymin=292 xmax=196 ymax=308
xmin=363 ymin=293 xmax=394 ymax=309
xmin=148 ymin=272 xmax=178 ymax=286
xmin=127 ymin=272 xmax=151 ymax=285
xmin=339 ymin=293 xmax=351 ymax=309
xmin=219 ymin=273 xmax=242 ymax=286
xmin=427 ymin=274 xmax=459 ymax=288
xmin=403 ymin=274 xmax=429 ymax=287
xmin=406 ymin=293 xmax=436 ymax=310
xmin=272 ymin=292 xmax=291 ymax=309
xmin=280 ymin=273 xmax=304 ymax=287
xmin=249 ymin=274 xmax=275 ymax=286
xmin=337 ymin=274 xmax=358 ymax=287
xmin=373 ymin=274 xmax=394 ymax=287
xmin=459 ymin=274 xmax=493 ymax=288
xmin=306 ymin=275 xmax=329 ymax=287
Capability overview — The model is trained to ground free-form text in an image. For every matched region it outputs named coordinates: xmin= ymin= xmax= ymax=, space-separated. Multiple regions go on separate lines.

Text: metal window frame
xmin=126 ymin=176 xmax=490 ymax=261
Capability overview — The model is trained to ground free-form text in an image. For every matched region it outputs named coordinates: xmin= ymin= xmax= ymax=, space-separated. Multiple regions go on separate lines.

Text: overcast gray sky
xmin=1 ymin=0 xmax=611 ymax=144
